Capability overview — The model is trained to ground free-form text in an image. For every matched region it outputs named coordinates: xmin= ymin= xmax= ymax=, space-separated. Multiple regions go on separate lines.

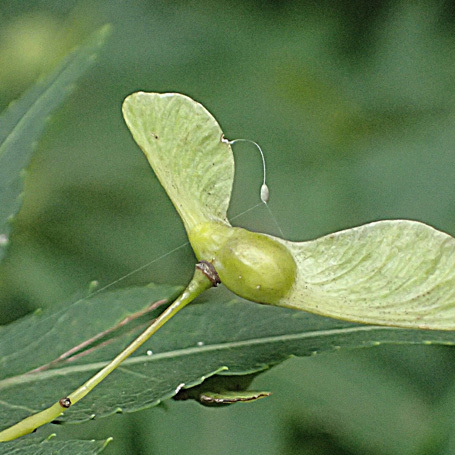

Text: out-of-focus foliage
xmin=1 ymin=0 xmax=455 ymax=454
xmin=0 ymin=24 xmax=109 ymax=266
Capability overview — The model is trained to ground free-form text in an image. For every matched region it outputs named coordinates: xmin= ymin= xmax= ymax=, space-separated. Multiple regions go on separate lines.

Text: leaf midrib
xmin=0 ymin=324 xmax=399 ymax=390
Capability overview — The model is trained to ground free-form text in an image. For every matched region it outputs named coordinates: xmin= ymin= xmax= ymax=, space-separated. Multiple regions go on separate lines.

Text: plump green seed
xmin=189 ymin=222 xmax=296 ymax=304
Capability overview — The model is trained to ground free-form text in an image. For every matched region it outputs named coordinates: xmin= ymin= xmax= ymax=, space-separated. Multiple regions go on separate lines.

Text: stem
xmin=0 ymin=265 xmax=213 ymax=442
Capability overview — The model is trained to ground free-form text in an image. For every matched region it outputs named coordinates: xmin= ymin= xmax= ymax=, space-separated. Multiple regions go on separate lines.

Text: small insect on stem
xmin=196 ymin=260 xmax=221 ymax=287
xmin=59 ymin=397 xmax=71 ymax=409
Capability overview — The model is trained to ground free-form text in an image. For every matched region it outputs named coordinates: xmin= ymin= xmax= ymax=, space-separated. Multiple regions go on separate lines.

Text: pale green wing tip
xmin=275 ymin=220 xmax=455 ymax=330
xmin=122 ymin=92 xmax=235 ymax=233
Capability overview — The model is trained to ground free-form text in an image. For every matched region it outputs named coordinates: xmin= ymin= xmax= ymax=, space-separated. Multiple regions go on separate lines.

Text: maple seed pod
xmin=189 ymin=222 xmax=297 ymax=304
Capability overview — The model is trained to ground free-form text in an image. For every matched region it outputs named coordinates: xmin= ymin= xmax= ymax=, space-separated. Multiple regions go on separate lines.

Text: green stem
xmin=0 ymin=265 xmax=213 ymax=442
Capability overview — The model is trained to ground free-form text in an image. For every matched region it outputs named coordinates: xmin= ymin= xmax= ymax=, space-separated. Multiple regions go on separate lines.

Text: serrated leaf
xmin=277 ymin=220 xmax=455 ymax=329
xmin=122 ymin=92 xmax=234 ymax=232
xmin=2 ymin=285 xmax=455 ymax=433
xmin=0 ymin=25 xmax=111 ymax=263
xmin=0 ymin=435 xmax=111 ymax=455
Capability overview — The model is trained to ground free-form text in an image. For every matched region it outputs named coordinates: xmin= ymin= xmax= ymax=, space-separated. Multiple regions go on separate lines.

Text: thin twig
xmin=27 ymin=299 xmax=168 ymax=374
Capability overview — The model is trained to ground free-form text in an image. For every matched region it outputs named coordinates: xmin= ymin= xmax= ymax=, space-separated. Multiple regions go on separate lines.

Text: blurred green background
xmin=2 ymin=0 xmax=455 ymax=453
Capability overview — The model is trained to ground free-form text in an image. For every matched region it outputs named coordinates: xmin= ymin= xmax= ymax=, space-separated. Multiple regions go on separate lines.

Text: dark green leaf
xmin=1 ymin=284 xmax=455 ymax=433
xmin=0 ymin=284 xmax=180 ymax=379
xmin=0 ymin=435 xmax=111 ymax=455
